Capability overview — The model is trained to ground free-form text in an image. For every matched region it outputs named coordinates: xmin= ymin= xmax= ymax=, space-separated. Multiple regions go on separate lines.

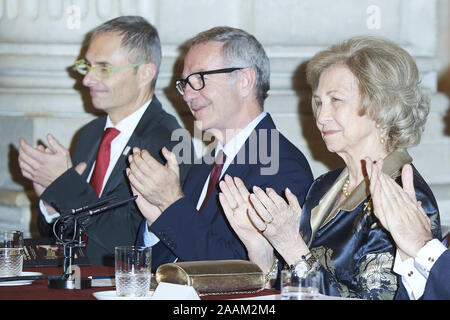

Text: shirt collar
xmin=104 ymin=99 xmax=152 ymax=136
xmin=216 ymin=111 xmax=267 ymax=160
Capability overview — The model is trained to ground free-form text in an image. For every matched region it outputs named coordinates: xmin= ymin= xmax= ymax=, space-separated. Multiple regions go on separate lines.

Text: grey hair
xmin=188 ymin=26 xmax=270 ymax=108
xmin=306 ymin=36 xmax=430 ymax=150
xmin=91 ymin=16 xmax=162 ymax=90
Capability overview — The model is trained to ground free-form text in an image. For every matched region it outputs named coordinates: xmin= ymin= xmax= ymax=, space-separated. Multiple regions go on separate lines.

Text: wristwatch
xmin=289 ymin=253 xmax=319 ymax=276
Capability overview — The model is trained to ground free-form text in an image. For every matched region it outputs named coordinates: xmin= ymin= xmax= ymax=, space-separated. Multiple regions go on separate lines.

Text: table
xmin=0 ymin=265 xmax=279 ymax=300
xmin=0 ymin=265 xmax=114 ymax=300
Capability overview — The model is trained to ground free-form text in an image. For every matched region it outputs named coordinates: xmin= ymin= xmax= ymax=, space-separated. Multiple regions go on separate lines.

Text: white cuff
xmin=393 ymin=249 xmax=426 ymax=300
xmin=414 ymin=239 xmax=447 ymax=276
xmin=39 ymin=200 xmax=60 ymax=224
xmin=143 ymin=224 xmax=160 ymax=247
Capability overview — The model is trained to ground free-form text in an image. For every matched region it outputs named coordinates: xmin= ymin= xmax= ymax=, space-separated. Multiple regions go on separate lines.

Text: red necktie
xmin=199 ymin=150 xmax=226 ymax=212
xmin=89 ymin=127 xmax=120 ymax=196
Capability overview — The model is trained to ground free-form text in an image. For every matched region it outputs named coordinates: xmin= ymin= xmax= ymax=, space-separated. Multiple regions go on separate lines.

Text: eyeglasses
xmin=73 ymin=59 xmax=146 ymax=79
xmin=175 ymin=67 xmax=243 ymax=95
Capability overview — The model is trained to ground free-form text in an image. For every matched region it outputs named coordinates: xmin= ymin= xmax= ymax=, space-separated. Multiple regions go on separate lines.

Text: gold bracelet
xmin=264 ymin=257 xmax=279 ymax=284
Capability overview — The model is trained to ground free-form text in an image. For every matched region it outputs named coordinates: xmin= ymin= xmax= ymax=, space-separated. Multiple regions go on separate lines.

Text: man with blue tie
xmin=17 ymin=16 xmax=191 ymax=266
xmin=128 ymin=27 xmax=314 ymax=273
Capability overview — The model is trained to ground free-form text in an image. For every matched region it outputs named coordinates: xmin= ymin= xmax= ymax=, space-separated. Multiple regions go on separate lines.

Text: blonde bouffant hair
xmin=306 ymin=36 xmax=429 ymax=150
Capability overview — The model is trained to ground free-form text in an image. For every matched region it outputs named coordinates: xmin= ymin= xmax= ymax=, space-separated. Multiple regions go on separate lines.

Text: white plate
xmin=93 ymin=290 xmax=154 ymax=300
xmin=0 ymin=271 xmax=43 ymax=286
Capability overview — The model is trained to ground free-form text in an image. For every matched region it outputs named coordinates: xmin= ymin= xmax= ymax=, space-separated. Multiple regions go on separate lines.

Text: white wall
xmin=0 ymin=0 xmax=448 ymax=237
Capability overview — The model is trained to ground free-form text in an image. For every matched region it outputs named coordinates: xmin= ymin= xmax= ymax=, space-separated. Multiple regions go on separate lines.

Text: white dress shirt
xmin=143 ymin=111 xmax=268 ymax=247
xmin=393 ymin=238 xmax=447 ymax=299
xmin=40 ymin=99 xmax=152 ymax=223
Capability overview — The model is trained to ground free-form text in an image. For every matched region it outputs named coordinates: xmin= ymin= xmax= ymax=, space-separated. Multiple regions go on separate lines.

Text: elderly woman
xmin=218 ymin=36 xmax=441 ymax=299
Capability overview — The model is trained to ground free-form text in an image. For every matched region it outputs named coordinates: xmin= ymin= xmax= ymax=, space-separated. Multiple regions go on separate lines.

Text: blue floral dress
xmin=299 ymin=149 xmax=441 ymax=300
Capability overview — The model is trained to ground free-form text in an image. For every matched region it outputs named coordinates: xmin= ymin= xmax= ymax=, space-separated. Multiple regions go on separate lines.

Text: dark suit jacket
xmin=39 ymin=96 xmax=192 ymax=266
xmin=396 ymin=249 xmax=450 ymax=300
xmin=137 ymin=114 xmax=314 ymax=271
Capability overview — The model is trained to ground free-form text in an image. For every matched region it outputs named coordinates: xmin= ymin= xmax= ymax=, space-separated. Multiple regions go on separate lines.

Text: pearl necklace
xmin=342 ymin=178 xmax=350 ymax=197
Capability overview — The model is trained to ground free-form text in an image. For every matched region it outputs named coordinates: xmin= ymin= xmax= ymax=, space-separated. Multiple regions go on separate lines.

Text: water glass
xmin=281 ymin=269 xmax=320 ymax=300
xmin=0 ymin=230 xmax=24 ymax=277
xmin=115 ymin=246 xmax=151 ymax=297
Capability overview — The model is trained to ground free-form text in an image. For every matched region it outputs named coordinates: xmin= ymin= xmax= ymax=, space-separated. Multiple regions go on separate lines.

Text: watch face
xmin=294 ymin=261 xmax=309 ymax=277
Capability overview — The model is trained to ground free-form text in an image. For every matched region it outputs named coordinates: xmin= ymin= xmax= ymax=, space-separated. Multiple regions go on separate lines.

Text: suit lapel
xmin=101 ymin=142 xmax=131 ymax=196
xmin=101 ymin=97 xmax=167 ymax=195
xmin=78 ymin=118 xmax=106 ymax=182
xmin=199 ymin=114 xmax=277 ymax=213
xmin=185 ymin=161 xmax=212 ymax=205
xmin=224 ymin=114 xmax=277 ymax=179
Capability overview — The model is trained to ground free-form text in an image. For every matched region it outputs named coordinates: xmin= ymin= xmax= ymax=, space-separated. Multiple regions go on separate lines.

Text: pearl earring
xmin=376 ymin=124 xmax=386 ymax=144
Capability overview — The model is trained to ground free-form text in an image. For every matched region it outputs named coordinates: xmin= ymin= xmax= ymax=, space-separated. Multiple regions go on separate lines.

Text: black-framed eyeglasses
xmin=175 ymin=67 xmax=243 ymax=95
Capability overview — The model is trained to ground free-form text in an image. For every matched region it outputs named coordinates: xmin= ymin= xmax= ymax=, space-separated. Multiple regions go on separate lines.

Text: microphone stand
xmin=0 ymin=196 xmax=137 ymax=289
xmin=47 ymin=195 xmax=137 ymax=290
xmin=47 ymin=220 xmax=91 ymax=290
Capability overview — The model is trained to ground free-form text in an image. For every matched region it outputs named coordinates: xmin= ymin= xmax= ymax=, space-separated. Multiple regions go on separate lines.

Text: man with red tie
xmin=17 ymin=16 xmax=191 ymax=266
xmin=128 ymin=27 xmax=314 ymax=272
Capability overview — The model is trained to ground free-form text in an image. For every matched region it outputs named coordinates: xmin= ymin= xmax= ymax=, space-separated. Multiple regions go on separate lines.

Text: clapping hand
xmin=127 ymin=147 xmax=183 ymax=220
xmin=248 ymin=185 xmax=309 ymax=262
xmin=365 ymin=158 xmax=433 ymax=259
xmin=18 ymin=135 xmax=86 ymax=215
xmin=219 ymin=175 xmax=274 ymax=272
xmin=18 ymin=134 xmax=73 ymax=189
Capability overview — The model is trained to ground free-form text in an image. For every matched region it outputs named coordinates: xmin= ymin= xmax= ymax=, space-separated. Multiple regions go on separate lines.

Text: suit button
xmin=168 ymin=241 xmax=176 ymax=249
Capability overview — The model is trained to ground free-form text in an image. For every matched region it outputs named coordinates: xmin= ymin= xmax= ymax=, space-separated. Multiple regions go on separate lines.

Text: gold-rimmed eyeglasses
xmin=73 ymin=59 xmax=147 ymax=79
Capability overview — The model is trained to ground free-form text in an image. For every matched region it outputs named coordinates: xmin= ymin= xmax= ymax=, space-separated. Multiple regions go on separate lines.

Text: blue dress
xmin=299 ymin=149 xmax=441 ymax=300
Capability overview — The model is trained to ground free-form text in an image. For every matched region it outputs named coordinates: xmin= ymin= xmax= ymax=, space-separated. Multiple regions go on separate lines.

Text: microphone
xmin=74 ymin=195 xmax=138 ymax=220
xmin=61 ymin=195 xmax=117 ymax=216
xmin=46 ymin=196 xmax=138 ymax=290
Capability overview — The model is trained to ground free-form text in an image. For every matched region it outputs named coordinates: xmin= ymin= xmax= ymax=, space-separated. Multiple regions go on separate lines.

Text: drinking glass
xmin=281 ymin=269 xmax=321 ymax=300
xmin=115 ymin=246 xmax=151 ymax=297
xmin=0 ymin=230 xmax=24 ymax=277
